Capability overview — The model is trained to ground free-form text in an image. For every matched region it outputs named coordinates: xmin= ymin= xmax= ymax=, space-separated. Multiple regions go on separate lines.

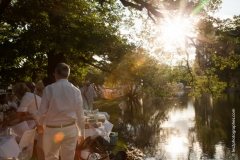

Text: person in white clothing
xmin=2 ymin=83 xmax=41 ymax=127
xmin=34 ymin=80 xmax=45 ymax=97
xmin=80 ymin=80 xmax=97 ymax=110
xmin=34 ymin=63 xmax=85 ymax=160
xmin=2 ymin=83 xmax=45 ymax=160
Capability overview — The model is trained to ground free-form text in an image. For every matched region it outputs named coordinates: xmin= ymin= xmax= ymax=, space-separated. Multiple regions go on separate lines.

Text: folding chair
xmin=18 ymin=129 xmax=36 ymax=160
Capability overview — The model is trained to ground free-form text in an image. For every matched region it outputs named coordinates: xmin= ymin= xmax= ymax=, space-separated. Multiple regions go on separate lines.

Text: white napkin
xmin=0 ymin=136 xmax=21 ymax=158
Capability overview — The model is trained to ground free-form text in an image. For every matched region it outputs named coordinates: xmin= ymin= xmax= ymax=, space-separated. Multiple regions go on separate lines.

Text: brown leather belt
xmin=46 ymin=121 xmax=75 ymax=128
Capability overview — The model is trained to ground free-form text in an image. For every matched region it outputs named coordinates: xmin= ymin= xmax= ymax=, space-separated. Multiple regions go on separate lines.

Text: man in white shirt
xmin=34 ymin=63 xmax=85 ymax=160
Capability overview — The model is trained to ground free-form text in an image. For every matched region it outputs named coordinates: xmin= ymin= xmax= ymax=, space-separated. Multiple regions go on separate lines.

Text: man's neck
xmin=56 ymin=78 xmax=68 ymax=81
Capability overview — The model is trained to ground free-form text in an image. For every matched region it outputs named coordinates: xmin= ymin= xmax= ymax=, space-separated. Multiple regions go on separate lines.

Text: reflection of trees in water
xmin=214 ymin=94 xmax=240 ymax=158
xmin=193 ymin=93 xmax=239 ymax=159
xmin=122 ymin=93 xmax=192 ymax=156
xmin=194 ymin=93 xmax=224 ymax=158
xmin=175 ymin=92 xmax=190 ymax=110
xmin=123 ymin=92 xmax=239 ymax=158
xmin=187 ymin=127 xmax=197 ymax=159
xmin=122 ymin=97 xmax=168 ymax=154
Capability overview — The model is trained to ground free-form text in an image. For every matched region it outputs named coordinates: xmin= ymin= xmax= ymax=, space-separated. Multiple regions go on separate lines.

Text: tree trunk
xmin=31 ymin=70 xmax=37 ymax=82
xmin=47 ymin=50 xmax=67 ymax=77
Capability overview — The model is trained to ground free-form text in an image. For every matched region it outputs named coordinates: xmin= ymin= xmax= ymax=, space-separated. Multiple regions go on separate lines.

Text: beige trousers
xmin=43 ymin=124 xmax=78 ymax=160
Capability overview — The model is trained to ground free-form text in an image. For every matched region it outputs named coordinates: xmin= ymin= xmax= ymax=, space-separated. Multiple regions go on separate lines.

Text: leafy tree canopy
xmin=0 ymin=0 xmax=135 ymax=84
xmin=187 ymin=15 xmax=240 ymax=97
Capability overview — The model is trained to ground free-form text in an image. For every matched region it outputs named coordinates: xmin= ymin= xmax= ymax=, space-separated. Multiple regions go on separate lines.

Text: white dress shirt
xmin=17 ymin=92 xmax=41 ymax=115
xmin=34 ymin=79 xmax=85 ymax=136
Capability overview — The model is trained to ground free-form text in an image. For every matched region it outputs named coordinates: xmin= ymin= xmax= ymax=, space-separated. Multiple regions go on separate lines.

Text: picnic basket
xmin=75 ymin=136 xmax=109 ymax=160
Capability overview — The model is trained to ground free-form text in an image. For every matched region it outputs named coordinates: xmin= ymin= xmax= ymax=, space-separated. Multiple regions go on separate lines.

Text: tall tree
xmin=192 ymin=15 xmax=240 ymax=95
xmin=0 ymin=0 xmax=134 ymax=84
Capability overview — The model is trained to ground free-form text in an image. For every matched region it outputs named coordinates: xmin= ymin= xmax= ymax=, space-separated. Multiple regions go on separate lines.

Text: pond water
xmin=122 ymin=92 xmax=239 ymax=160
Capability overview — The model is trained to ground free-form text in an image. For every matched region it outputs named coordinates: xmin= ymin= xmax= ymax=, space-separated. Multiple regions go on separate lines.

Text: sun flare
xmin=160 ymin=17 xmax=193 ymax=52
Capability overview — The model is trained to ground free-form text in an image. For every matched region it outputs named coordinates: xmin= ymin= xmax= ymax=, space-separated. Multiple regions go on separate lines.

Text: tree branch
xmin=77 ymin=56 xmax=112 ymax=73
xmin=118 ymin=0 xmax=163 ymax=22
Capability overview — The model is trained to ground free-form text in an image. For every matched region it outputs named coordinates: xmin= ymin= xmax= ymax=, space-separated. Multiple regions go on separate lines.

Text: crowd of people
xmin=0 ymin=63 xmax=101 ymax=160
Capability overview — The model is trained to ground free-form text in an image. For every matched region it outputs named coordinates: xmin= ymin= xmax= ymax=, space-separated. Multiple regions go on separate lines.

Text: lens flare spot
xmin=54 ymin=132 xmax=64 ymax=143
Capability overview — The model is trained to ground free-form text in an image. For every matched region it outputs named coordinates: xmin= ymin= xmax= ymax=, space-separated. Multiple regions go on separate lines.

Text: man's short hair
xmin=55 ymin=63 xmax=70 ymax=78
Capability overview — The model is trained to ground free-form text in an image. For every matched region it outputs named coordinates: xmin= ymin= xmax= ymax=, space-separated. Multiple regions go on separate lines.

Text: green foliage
xmin=85 ymin=66 xmax=107 ymax=85
xmin=193 ymin=15 xmax=240 ymax=93
xmin=0 ymin=0 xmax=135 ymax=84
xmin=196 ymin=116 xmax=227 ymax=158
xmin=0 ymin=0 xmax=227 ymax=99
xmin=105 ymin=49 xmax=182 ymax=99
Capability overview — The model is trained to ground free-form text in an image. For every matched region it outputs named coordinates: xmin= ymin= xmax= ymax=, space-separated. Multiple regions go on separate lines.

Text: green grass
xmin=93 ymin=96 xmax=127 ymax=152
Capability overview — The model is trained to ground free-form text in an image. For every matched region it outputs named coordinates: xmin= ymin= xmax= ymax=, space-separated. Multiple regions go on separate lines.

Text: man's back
xmin=41 ymin=79 xmax=82 ymax=125
xmin=34 ymin=63 xmax=85 ymax=160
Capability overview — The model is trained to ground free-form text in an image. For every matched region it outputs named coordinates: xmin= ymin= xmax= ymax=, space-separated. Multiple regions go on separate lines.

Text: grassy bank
xmin=93 ymin=96 xmax=127 ymax=152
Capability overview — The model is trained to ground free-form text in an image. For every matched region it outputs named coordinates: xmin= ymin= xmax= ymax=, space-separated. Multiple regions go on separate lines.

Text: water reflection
xmin=161 ymin=101 xmax=195 ymax=159
xmin=122 ymin=93 xmax=239 ymax=160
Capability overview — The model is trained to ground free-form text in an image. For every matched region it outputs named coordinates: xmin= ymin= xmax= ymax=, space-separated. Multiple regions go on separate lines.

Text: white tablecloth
xmin=0 ymin=136 xmax=21 ymax=158
xmin=85 ymin=126 xmax=109 ymax=141
xmin=85 ymin=120 xmax=113 ymax=142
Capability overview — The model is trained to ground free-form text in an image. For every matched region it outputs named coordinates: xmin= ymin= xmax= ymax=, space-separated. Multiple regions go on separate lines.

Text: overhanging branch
xmin=78 ymin=56 xmax=112 ymax=73
xmin=101 ymin=0 xmax=163 ymax=22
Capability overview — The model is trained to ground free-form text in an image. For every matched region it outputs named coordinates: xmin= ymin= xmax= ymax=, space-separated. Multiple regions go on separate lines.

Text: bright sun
xmin=159 ymin=17 xmax=193 ymax=52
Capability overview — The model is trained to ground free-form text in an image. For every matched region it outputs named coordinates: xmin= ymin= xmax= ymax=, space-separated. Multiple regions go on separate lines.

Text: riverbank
xmin=94 ymin=97 xmax=146 ymax=160
xmin=93 ymin=96 xmax=127 ymax=152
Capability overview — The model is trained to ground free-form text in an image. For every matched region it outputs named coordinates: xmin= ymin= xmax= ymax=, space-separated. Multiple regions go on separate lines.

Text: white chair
xmin=18 ymin=129 xmax=36 ymax=160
